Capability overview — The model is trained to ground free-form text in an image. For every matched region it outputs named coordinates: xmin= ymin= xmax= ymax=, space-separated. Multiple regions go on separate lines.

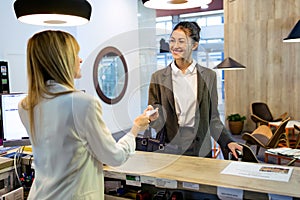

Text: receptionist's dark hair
xmin=172 ymin=21 xmax=201 ymax=43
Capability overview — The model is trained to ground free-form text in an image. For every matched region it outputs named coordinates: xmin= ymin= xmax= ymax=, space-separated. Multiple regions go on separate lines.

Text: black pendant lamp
xmin=283 ymin=20 xmax=300 ymax=42
xmin=14 ymin=0 xmax=92 ymax=26
xmin=213 ymin=57 xmax=246 ymax=70
xmin=142 ymin=0 xmax=212 ymax=10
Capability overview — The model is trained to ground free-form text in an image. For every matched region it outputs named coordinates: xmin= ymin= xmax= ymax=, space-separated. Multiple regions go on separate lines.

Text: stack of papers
xmin=267 ymin=148 xmax=300 ymax=159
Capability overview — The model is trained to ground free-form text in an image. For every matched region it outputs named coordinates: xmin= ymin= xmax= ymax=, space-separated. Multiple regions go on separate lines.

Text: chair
xmin=229 ymin=143 xmax=297 ymax=166
xmin=242 ymin=117 xmax=290 ymax=155
xmin=222 ymin=143 xmax=259 ymax=163
xmin=250 ymin=102 xmax=288 ymax=128
xmin=293 ymin=125 xmax=300 ymax=149
xmin=229 ymin=143 xmax=260 ymax=163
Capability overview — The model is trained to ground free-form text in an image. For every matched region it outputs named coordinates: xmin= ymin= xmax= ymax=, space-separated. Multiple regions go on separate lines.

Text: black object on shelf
xmin=0 ymin=61 xmax=9 ymax=94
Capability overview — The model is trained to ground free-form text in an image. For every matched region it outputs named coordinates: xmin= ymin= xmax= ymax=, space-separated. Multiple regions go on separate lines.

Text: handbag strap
xmin=155 ymin=126 xmax=166 ymax=144
xmin=143 ymin=127 xmax=152 ymax=138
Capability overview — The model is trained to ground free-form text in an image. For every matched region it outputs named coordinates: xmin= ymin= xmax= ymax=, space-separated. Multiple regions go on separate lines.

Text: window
xmin=93 ymin=46 xmax=128 ymax=104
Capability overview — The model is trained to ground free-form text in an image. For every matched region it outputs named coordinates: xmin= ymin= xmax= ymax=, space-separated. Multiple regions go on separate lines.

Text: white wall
xmin=1 ymin=0 xmax=38 ymax=93
xmin=0 ymin=1 xmax=78 ymax=93
xmin=76 ymin=0 xmax=141 ymax=133
xmin=0 ymin=0 xmax=151 ymax=133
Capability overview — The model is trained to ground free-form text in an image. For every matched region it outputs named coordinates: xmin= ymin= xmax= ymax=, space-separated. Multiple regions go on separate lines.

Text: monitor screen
xmin=1 ymin=93 xmax=31 ymax=147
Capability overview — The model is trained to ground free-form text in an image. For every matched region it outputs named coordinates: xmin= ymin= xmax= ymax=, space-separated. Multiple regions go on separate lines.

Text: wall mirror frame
xmin=93 ymin=46 xmax=128 ymax=104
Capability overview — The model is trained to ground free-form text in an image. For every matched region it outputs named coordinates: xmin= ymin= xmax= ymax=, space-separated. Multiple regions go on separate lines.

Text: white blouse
xmin=171 ymin=60 xmax=197 ymax=127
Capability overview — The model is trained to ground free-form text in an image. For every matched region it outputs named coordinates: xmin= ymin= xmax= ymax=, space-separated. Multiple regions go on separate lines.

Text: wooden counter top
xmin=103 ymin=151 xmax=300 ymax=198
xmin=0 ymin=157 xmax=13 ymax=171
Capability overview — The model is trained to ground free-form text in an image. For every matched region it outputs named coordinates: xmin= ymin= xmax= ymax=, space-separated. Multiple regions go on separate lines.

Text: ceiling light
xmin=283 ymin=20 xmax=300 ymax=42
xmin=213 ymin=57 xmax=246 ymax=70
xmin=200 ymin=4 xmax=209 ymax=9
xmin=142 ymin=0 xmax=212 ymax=10
xmin=14 ymin=0 xmax=92 ymax=26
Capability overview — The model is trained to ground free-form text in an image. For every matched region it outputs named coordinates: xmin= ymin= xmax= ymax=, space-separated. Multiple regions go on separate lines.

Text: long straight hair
xmin=21 ymin=30 xmax=80 ymax=144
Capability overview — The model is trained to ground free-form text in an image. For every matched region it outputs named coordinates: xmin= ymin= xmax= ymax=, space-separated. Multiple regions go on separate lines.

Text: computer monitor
xmin=0 ymin=93 xmax=31 ymax=147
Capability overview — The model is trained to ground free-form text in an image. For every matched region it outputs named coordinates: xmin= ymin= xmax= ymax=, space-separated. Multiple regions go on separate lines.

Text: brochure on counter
xmin=221 ymin=162 xmax=293 ymax=182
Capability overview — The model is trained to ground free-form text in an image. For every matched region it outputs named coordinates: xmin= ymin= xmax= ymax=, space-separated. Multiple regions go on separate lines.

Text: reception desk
xmin=0 ymin=157 xmax=18 ymax=196
xmin=103 ymin=151 xmax=300 ymax=199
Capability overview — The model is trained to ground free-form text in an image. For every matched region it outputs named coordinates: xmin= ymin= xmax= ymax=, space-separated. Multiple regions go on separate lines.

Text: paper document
xmin=221 ymin=162 xmax=293 ymax=182
xmin=267 ymin=148 xmax=300 ymax=156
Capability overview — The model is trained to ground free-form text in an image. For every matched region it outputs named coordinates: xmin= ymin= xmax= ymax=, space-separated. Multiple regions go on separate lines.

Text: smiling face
xmin=169 ymin=29 xmax=198 ymax=65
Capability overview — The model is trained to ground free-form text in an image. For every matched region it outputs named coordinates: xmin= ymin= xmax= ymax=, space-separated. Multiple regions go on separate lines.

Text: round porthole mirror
xmin=93 ymin=46 xmax=128 ymax=104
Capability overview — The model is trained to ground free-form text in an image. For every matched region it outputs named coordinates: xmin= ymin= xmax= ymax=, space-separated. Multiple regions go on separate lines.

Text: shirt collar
xmin=46 ymin=80 xmax=73 ymax=93
xmin=171 ymin=60 xmax=197 ymax=74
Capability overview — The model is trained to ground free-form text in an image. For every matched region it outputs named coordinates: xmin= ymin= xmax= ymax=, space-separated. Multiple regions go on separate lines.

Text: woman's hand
xmin=144 ymin=105 xmax=159 ymax=122
xmin=130 ymin=114 xmax=149 ymax=137
xmin=130 ymin=106 xmax=159 ymax=137
xmin=228 ymin=142 xmax=243 ymax=159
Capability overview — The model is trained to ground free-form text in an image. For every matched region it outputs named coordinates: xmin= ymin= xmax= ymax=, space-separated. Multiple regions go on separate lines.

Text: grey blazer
xmin=199 ymin=65 xmax=235 ymax=157
xmin=148 ymin=64 xmax=234 ymax=157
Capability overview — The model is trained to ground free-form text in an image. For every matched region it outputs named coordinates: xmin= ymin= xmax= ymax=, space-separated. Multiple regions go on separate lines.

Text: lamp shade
xmin=283 ymin=20 xmax=300 ymax=42
xmin=213 ymin=57 xmax=246 ymax=70
xmin=142 ymin=0 xmax=212 ymax=10
xmin=14 ymin=0 xmax=92 ymax=26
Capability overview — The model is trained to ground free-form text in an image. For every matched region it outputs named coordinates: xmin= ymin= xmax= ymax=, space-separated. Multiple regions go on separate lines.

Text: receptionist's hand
xmin=228 ymin=142 xmax=243 ymax=159
xmin=144 ymin=105 xmax=159 ymax=122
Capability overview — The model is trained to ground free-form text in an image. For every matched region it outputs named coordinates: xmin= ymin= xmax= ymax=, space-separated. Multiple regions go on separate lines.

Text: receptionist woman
xmin=148 ymin=22 xmax=242 ymax=158
xmin=18 ymin=30 xmax=157 ymax=199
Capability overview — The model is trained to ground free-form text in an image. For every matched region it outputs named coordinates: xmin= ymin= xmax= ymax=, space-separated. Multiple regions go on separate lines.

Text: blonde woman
xmin=19 ymin=30 xmax=156 ymax=199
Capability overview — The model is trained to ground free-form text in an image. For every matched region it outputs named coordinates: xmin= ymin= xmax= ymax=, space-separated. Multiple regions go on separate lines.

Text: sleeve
xmin=208 ymin=71 xmax=235 ymax=149
xmin=74 ymin=97 xmax=135 ymax=167
xmin=148 ymin=73 xmax=165 ymax=133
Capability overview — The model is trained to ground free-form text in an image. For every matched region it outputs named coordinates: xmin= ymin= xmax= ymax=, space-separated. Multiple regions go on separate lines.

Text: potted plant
xmin=227 ymin=113 xmax=246 ymax=135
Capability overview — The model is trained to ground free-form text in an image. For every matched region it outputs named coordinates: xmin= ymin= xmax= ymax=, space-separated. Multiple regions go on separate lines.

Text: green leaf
xmin=227 ymin=113 xmax=246 ymax=121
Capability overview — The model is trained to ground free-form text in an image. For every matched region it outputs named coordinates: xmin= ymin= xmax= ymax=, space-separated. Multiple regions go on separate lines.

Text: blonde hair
xmin=21 ymin=30 xmax=80 ymax=143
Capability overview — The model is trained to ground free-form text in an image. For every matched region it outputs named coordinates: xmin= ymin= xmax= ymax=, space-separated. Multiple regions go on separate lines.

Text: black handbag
xmin=136 ymin=127 xmax=165 ymax=152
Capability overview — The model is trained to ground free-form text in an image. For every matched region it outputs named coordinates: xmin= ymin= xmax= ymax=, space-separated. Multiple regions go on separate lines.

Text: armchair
xmin=226 ymin=143 xmax=259 ymax=163
xmin=228 ymin=143 xmax=297 ymax=166
xmin=250 ymin=102 xmax=288 ymax=128
xmin=293 ymin=125 xmax=300 ymax=149
xmin=242 ymin=118 xmax=290 ymax=155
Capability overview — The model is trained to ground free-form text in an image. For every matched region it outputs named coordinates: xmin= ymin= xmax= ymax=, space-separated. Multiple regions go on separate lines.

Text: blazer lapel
xmin=162 ymin=65 xmax=175 ymax=112
xmin=196 ymin=64 xmax=203 ymax=110
xmin=194 ymin=65 xmax=204 ymax=128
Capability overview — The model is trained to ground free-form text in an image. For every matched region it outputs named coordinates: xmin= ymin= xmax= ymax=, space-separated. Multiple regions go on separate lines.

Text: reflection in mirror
xmin=93 ymin=46 xmax=128 ymax=104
